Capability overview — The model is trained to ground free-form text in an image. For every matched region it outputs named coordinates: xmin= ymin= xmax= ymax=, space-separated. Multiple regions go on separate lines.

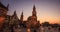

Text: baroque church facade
xmin=0 ymin=2 xmax=40 ymax=32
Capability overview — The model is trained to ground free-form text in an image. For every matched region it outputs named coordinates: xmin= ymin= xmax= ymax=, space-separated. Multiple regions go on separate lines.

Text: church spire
xmin=33 ymin=5 xmax=36 ymax=11
xmin=14 ymin=11 xmax=16 ymax=15
xmin=12 ymin=10 xmax=17 ymax=17
xmin=20 ymin=11 xmax=23 ymax=21
xmin=32 ymin=5 xmax=37 ymax=16
xmin=7 ymin=4 xmax=9 ymax=11
xmin=12 ymin=10 xmax=19 ymax=20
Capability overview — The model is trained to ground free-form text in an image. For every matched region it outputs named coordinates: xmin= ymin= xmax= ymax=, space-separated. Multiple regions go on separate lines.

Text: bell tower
xmin=32 ymin=5 xmax=37 ymax=17
xmin=20 ymin=11 xmax=23 ymax=21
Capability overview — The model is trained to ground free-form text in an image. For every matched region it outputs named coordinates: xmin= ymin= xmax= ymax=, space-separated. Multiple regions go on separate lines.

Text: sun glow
xmin=0 ymin=17 xmax=5 ymax=23
xmin=38 ymin=16 xmax=60 ymax=24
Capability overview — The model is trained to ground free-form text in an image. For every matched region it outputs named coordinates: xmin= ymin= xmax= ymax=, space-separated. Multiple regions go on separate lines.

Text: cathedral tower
xmin=32 ymin=5 xmax=37 ymax=17
xmin=20 ymin=11 xmax=23 ymax=21
xmin=9 ymin=11 xmax=19 ymax=26
xmin=32 ymin=5 xmax=37 ymax=21
xmin=12 ymin=11 xmax=19 ymax=20
xmin=27 ymin=5 xmax=38 ymax=28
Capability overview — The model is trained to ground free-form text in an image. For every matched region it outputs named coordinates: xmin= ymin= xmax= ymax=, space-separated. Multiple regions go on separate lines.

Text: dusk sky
xmin=0 ymin=0 xmax=60 ymax=24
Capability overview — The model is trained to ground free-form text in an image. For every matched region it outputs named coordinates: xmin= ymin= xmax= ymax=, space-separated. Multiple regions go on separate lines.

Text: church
xmin=0 ymin=2 xmax=40 ymax=32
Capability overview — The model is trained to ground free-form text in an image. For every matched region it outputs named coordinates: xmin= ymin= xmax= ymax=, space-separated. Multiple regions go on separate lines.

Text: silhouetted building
xmin=20 ymin=11 xmax=23 ymax=21
xmin=27 ymin=5 xmax=38 ymax=28
xmin=0 ymin=2 xmax=40 ymax=32
xmin=42 ymin=22 xmax=50 ymax=27
xmin=9 ymin=11 xmax=19 ymax=26
xmin=0 ymin=2 xmax=9 ymax=17
xmin=0 ymin=2 xmax=9 ymax=31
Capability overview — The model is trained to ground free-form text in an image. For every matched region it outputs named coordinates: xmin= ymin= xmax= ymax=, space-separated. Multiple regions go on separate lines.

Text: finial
xmin=14 ymin=10 xmax=16 ymax=14
xmin=14 ymin=10 xmax=16 ymax=12
xmin=0 ymin=1 xmax=2 ymax=5
xmin=7 ymin=4 xmax=9 ymax=10
xmin=22 ymin=8 xmax=23 ymax=14
xmin=33 ymin=4 xmax=36 ymax=9
xmin=34 ymin=4 xmax=35 ymax=7
xmin=22 ymin=10 xmax=23 ymax=15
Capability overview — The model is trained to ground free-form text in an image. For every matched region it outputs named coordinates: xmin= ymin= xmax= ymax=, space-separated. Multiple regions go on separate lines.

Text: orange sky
xmin=39 ymin=17 xmax=60 ymax=24
xmin=0 ymin=16 xmax=60 ymax=24
xmin=23 ymin=16 xmax=60 ymax=24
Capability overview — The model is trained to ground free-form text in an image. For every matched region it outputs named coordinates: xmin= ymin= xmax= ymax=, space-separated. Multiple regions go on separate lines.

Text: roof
xmin=0 ymin=2 xmax=8 ymax=10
